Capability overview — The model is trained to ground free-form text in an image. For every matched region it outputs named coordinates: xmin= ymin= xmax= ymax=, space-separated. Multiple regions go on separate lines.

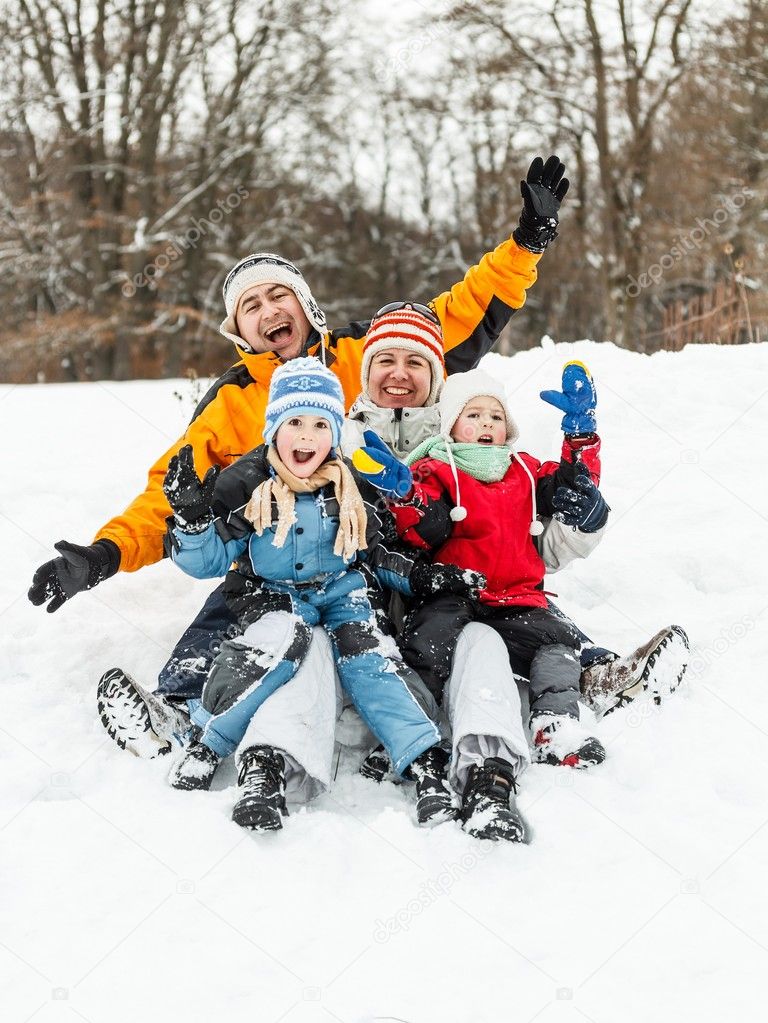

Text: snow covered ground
xmin=3 ymin=339 xmax=768 ymax=1023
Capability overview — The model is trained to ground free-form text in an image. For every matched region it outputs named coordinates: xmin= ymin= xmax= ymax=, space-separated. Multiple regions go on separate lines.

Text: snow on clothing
xmin=401 ymin=596 xmax=582 ymax=717
xmin=171 ymin=444 xmax=440 ymax=771
xmin=392 ymin=435 xmax=604 ymax=713
xmin=94 ymin=238 xmax=542 ymax=574
xmin=238 ymin=627 xmax=339 ymax=803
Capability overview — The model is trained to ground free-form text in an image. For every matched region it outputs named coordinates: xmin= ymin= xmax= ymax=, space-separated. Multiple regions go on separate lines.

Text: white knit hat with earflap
xmin=438 ymin=369 xmax=543 ymax=535
xmin=219 ymin=253 xmax=327 ymax=356
xmin=439 ymin=369 xmax=520 ymax=443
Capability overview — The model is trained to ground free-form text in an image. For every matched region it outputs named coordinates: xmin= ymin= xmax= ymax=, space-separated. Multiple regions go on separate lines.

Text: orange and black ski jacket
xmin=94 ymin=238 xmax=542 ymax=572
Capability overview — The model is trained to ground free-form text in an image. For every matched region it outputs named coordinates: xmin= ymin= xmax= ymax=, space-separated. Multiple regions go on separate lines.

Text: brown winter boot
xmin=580 ymin=626 xmax=689 ymax=717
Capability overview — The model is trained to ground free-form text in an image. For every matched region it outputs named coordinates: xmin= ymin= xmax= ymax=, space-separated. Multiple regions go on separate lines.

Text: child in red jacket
xmin=360 ymin=367 xmax=610 ymax=780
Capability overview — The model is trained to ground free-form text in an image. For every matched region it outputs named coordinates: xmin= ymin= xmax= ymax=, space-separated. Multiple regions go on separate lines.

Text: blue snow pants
xmin=189 ymin=569 xmax=441 ymax=773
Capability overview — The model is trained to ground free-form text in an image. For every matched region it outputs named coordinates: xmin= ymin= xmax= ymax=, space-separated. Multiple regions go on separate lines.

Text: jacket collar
xmin=233 ymin=329 xmax=334 ymax=384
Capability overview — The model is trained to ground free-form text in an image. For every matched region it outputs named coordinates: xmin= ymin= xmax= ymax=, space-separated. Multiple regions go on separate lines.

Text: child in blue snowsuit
xmin=163 ymin=357 xmax=469 ymax=831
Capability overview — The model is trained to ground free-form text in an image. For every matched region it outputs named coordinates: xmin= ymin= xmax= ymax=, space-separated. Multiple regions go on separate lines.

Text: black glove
xmin=28 ymin=539 xmax=121 ymax=613
xmin=512 ymin=154 xmax=569 ymax=253
xmin=410 ymin=560 xmax=486 ymax=598
xmin=163 ymin=444 xmax=220 ymax=533
xmin=552 ymin=464 xmax=609 ymax=533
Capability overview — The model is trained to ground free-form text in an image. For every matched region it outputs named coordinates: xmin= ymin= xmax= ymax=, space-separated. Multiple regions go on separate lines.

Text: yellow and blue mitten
xmin=352 ymin=430 xmax=413 ymax=498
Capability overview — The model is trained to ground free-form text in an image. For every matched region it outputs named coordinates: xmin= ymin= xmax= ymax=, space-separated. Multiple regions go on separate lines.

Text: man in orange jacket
xmin=30 ymin=156 xmax=593 ymax=756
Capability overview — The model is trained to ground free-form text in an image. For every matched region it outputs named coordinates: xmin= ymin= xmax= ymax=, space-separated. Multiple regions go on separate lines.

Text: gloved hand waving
xmin=163 ymin=444 xmax=220 ymax=533
xmin=513 ymin=155 xmax=569 ymax=253
xmin=352 ymin=431 xmax=413 ymax=498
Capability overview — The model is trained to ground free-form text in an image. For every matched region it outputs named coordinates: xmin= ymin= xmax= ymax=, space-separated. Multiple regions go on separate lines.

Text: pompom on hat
xmin=219 ymin=253 xmax=327 ymax=354
xmin=361 ymin=304 xmax=446 ymax=406
xmin=264 ymin=357 xmax=345 ymax=449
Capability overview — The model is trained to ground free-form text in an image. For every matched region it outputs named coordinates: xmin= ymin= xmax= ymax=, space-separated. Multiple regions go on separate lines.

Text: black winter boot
xmin=408 ymin=746 xmax=457 ymax=826
xmin=231 ymin=746 xmax=288 ymax=832
xmin=360 ymin=743 xmax=391 ymax=783
xmin=168 ymin=730 xmax=221 ymax=791
xmin=461 ymin=758 xmax=526 ymax=843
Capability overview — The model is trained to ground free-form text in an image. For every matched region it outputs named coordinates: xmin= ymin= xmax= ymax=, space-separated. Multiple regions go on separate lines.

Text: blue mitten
xmin=352 ymin=430 xmax=413 ymax=497
xmin=552 ymin=463 xmax=609 ymax=533
xmin=540 ymin=360 xmax=596 ymax=435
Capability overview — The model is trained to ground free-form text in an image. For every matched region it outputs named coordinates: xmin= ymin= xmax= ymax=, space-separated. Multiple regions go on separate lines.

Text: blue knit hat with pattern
xmin=264 ymin=357 xmax=345 ymax=448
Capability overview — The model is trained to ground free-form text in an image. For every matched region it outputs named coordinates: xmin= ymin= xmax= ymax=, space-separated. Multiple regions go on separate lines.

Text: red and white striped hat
xmin=361 ymin=305 xmax=446 ymax=406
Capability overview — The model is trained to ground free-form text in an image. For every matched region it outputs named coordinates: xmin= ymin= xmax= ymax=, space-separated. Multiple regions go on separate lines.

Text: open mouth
xmin=384 ymin=386 xmax=410 ymax=396
xmin=477 ymin=434 xmax=494 ymax=445
xmin=264 ymin=321 xmax=293 ymax=346
xmin=292 ymin=448 xmax=316 ymax=464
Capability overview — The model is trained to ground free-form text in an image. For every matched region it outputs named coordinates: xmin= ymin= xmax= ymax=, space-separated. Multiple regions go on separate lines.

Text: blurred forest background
xmin=1 ymin=0 xmax=765 ymax=383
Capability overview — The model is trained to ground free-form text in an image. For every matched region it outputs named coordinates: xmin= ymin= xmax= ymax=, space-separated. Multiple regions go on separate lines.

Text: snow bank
xmin=2 ymin=340 xmax=767 ymax=1022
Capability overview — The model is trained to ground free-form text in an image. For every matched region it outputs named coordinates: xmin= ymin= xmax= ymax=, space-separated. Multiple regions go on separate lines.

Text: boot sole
xmin=603 ymin=626 xmax=690 ymax=716
xmin=462 ymin=810 xmax=527 ymax=843
xmin=232 ymin=801 xmax=286 ymax=832
xmin=417 ymin=802 xmax=460 ymax=827
xmin=97 ymin=669 xmax=173 ymax=759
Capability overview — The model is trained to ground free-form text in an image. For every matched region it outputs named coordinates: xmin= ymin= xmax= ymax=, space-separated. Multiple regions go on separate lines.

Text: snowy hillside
xmin=3 ymin=339 xmax=768 ymax=1023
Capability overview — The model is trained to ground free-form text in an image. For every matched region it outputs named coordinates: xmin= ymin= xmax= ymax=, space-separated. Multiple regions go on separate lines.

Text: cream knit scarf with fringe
xmin=244 ymin=447 xmax=367 ymax=562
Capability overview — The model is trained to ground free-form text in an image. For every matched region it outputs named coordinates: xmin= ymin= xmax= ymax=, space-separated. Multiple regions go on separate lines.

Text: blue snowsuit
xmin=171 ymin=445 xmax=440 ymax=773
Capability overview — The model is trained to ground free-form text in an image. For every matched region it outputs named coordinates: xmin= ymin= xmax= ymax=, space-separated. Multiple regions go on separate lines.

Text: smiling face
xmin=367 ymin=348 xmax=432 ymax=409
xmin=274 ymin=415 xmax=333 ymax=477
xmin=236 ymin=283 xmax=312 ymax=359
xmin=451 ymin=395 xmax=507 ymax=445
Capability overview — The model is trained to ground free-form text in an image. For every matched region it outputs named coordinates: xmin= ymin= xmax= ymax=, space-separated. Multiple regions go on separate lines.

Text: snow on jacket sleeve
xmin=171 ymin=521 xmax=247 ymax=579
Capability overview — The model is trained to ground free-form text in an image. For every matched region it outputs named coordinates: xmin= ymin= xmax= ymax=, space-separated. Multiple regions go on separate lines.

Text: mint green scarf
xmin=405 ymin=436 xmax=513 ymax=482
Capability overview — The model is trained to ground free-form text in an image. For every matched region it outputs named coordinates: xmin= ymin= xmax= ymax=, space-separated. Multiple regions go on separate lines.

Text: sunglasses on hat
xmin=372 ymin=301 xmax=440 ymax=327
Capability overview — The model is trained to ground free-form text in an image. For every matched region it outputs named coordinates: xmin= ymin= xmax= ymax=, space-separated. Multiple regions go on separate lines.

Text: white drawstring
xmin=443 ymin=441 xmax=467 ymax=521
xmin=511 ymin=449 xmax=544 ymax=535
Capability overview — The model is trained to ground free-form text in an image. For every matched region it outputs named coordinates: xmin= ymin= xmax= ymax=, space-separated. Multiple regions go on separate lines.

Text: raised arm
xmin=433 ymin=155 xmax=569 ymax=374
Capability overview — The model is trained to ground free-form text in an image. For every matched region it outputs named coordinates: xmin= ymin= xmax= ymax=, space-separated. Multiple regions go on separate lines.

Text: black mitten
xmin=512 ymin=155 xmax=569 ymax=253
xmin=28 ymin=539 xmax=121 ymax=613
xmin=163 ymin=444 xmax=220 ymax=533
xmin=410 ymin=560 xmax=486 ymax=598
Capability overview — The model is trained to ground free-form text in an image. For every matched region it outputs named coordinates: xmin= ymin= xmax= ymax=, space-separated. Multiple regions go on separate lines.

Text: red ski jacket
xmin=392 ymin=437 xmax=601 ymax=608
